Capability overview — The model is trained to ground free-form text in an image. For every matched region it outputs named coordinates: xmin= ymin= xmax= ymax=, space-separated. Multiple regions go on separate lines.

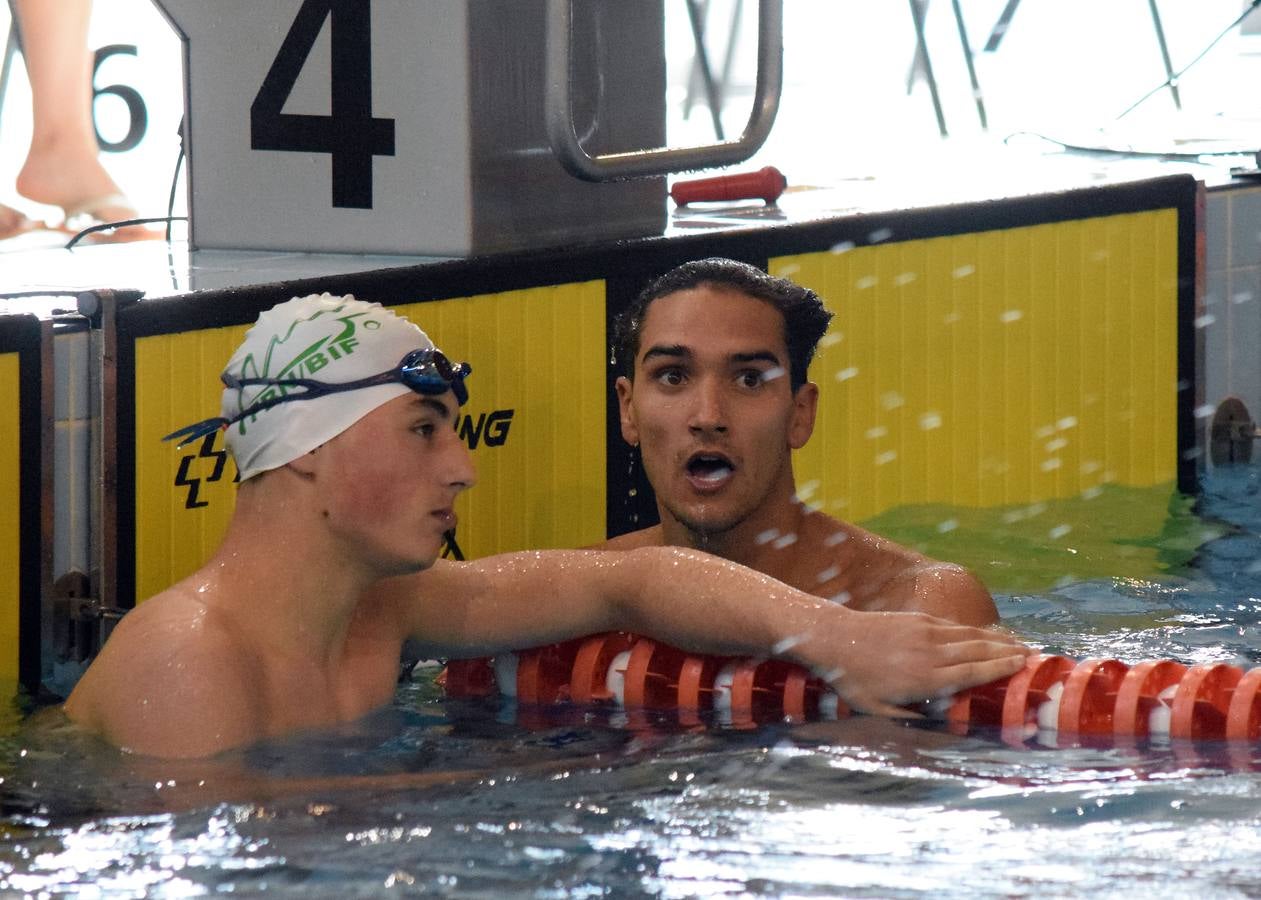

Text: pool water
xmin=4 ymin=465 xmax=1261 ymax=897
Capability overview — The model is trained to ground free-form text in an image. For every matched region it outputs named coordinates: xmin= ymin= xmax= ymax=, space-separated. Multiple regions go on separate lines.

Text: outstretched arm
xmin=385 ymin=546 xmax=1030 ymax=716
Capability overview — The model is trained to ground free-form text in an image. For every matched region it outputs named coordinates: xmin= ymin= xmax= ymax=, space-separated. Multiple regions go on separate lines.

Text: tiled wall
xmin=1204 ymin=185 xmax=1261 ymax=467
xmin=53 ymin=328 xmax=90 ymax=582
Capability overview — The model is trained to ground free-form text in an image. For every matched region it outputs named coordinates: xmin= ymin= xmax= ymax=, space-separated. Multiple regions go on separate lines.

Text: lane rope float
xmin=441 ymin=635 xmax=1261 ymax=740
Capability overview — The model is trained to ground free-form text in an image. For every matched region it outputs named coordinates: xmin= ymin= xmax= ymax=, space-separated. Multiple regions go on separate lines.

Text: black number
xmin=92 ymin=44 xmax=147 ymax=153
xmin=250 ymin=0 xmax=396 ymax=209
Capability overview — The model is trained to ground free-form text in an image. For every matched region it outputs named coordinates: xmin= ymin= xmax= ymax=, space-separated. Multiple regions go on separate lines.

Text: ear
xmin=285 ymin=445 xmax=321 ymax=480
xmin=615 ymin=376 xmax=640 ymax=446
xmin=788 ymin=382 xmax=818 ymax=450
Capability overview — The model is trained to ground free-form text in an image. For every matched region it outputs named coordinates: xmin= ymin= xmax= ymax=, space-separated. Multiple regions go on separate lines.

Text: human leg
xmin=12 ymin=0 xmax=143 ymax=231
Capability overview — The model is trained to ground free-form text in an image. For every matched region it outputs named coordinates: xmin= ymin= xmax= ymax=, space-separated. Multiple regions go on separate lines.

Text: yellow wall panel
xmin=0 ymin=353 xmax=20 ymax=684
xmin=773 ymin=208 xmax=1179 ymax=523
xmin=133 ymin=282 xmax=606 ymax=604
xmin=393 ymin=281 xmax=606 ymax=560
xmin=135 ymin=324 xmax=250 ymax=603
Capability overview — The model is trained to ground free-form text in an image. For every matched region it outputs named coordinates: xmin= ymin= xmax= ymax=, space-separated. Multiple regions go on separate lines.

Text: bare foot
xmin=0 ymin=203 xmax=36 ymax=240
xmin=18 ymin=147 xmax=160 ymax=242
xmin=16 ymin=141 xmax=123 ymax=214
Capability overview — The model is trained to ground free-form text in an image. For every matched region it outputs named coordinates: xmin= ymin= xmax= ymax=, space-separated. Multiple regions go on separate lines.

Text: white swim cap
xmin=222 ymin=293 xmax=434 ymax=481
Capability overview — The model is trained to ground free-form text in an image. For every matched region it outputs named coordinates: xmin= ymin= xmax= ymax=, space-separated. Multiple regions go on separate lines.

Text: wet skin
xmin=65 ymin=360 xmax=1021 ymax=757
xmin=312 ymin=392 xmax=477 ymax=576
xmin=607 ymin=285 xmax=997 ymax=626
xmin=616 ymin=285 xmax=815 ymax=549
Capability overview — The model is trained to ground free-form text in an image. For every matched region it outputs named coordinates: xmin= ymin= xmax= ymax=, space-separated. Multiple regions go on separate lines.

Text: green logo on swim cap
xmin=231 ymin=302 xmax=378 ymax=435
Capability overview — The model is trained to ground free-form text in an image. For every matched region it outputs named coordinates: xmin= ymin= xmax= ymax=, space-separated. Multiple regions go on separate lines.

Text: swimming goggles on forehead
xmin=162 ymin=348 xmax=472 ymax=448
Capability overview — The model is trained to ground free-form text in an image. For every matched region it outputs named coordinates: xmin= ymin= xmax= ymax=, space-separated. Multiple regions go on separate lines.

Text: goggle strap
xmin=162 ymin=417 xmax=229 ymax=448
xmin=163 ymin=351 xmax=471 ymax=448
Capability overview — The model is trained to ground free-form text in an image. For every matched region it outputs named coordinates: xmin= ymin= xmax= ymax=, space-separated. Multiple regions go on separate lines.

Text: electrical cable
xmin=64 ymin=215 xmax=188 ymax=250
xmin=1116 ymin=0 xmax=1261 ymax=121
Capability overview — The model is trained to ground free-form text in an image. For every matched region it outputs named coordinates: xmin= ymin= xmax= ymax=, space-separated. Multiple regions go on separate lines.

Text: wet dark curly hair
xmin=612 ymin=257 xmax=834 ymax=390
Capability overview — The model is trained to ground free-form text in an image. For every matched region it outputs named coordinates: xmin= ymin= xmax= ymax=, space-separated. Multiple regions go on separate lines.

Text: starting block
xmin=152 ymin=0 xmax=782 ymax=256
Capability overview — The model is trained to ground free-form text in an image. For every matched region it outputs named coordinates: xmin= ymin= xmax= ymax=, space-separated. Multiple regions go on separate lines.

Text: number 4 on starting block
xmin=152 ymin=0 xmax=668 ymax=256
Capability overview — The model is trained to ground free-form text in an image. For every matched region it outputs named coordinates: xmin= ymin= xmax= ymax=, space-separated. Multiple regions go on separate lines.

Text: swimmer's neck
xmin=661 ymin=494 xmax=813 ymax=579
xmin=201 ymin=498 xmax=399 ymax=664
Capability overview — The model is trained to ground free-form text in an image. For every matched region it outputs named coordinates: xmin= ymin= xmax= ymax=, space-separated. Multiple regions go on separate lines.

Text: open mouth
xmin=686 ymin=452 xmax=735 ymax=486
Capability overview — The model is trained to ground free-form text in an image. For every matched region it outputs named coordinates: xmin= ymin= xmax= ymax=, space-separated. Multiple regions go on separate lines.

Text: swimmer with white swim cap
xmin=64 ymin=293 xmax=1031 ymax=759
xmin=166 ymin=292 xmax=471 ymax=480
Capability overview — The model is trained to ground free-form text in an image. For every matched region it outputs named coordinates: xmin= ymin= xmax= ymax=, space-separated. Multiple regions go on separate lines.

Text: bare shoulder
xmin=794 ymin=511 xmax=922 ymax=596
xmin=895 ymin=561 xmax=998 ymax=627
xmin=802 ymin=512 xmax=923 ymax=566
xmin=584 ymin=526 xmax=663 ymax=552
xmin=797 ymin=511 xmax=997 ymax=625
xmin=64 ymin=590 xmax=263 ymax=757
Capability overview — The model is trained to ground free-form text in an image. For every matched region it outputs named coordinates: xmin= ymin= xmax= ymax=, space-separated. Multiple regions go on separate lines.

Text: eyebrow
xmin=639 ymin=344 xmax=784 ymax=367
xmin=730 ymin=350 xmax=784 ymax=366
xmin=413 ymin=395 xmax=455 ymax=421
xmin=640 ymin=344 xmax=690 ymax=364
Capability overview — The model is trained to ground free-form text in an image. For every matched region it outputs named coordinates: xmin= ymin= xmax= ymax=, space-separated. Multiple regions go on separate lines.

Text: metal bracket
xmin=545 ymin=0 xmax=783 ymax=181
xmin=51 ymin=571 xmax=125 ymax=664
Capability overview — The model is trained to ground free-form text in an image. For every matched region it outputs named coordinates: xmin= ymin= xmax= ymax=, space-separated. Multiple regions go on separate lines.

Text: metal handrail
xmin=545 ymin=0 xmax=783 ymax=182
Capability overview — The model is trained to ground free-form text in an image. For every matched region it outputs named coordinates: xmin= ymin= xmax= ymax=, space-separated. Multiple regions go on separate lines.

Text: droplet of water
xmin=894 ymin=272 xmax=917 ymax=287
xmin=855 ymin=276 xmax=878 ymax=290
xmin=919 ymin=411 xmax=942 ymax=430
xmin=772 ymin=634 xmax=806 ymax=654
xmin=936 ymin=519 xmax=958 ymax=533
xmin=868 ymin=227 xmax=893 ymax=243
xmin=953 ymin=264 xmax=976 ymax=279
xmin=755 ymin=528 xmax=779 ymax=545
xmin=835 ymin=366 xmax=859 ymax=382
xmin=831 ymin=240 xmax=856 ymax=255
xmin=1000 ymin=309 xmax=1023 ymax=323
xmin=761 ymin=366 xmax=786 ymax=383
xmin=865 ymin=425 xmax=887 ymax=440
xmin=795 ymin=479 xmax=820 ymax=502
xmin=881 ymin=391 xmax=904 ymax=410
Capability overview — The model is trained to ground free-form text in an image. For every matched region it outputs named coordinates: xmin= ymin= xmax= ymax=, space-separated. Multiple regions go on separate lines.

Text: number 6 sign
xmin=151 ymin=0 xmax=676 ymax=256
